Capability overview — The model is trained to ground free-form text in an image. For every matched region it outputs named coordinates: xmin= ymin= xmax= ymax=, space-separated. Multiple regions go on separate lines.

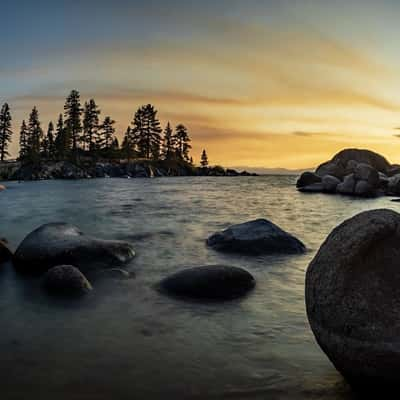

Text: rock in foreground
xmin=207 ymin=219 xmax=305 ymax=255
xmin=44 ymin=265 xmax=93 ymax=296
xmin=306 ymin=209 xmax=400 ymax=390
xmin=160 ymin=265 xmax=255 ymax=300
xmin=13 ymin=223 xmax=135 ymax=274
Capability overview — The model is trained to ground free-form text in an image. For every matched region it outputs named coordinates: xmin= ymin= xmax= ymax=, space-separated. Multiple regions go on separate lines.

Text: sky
xmin=2 ymin=0 xmax=400 ymax=169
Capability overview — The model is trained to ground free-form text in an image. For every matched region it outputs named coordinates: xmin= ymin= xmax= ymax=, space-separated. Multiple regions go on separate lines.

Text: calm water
xmin=0 ymin=176 xmax=397 ymax=399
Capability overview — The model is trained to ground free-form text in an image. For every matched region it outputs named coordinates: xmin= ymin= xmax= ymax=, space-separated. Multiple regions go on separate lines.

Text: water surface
xmin=0 ymin=176 xmax=397 ymax=399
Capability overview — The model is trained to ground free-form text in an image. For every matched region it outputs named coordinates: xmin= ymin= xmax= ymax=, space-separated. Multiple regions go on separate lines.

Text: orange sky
xmin=3 ymin=0 xmax=400 ymax=169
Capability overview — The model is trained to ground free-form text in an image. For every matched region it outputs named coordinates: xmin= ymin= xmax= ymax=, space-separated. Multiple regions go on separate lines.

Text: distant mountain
xmin=230 ymin=166 xmax=313 ymax=176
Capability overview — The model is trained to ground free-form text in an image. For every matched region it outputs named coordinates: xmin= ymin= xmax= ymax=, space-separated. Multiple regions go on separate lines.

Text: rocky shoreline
xmin=0 ymin=159 xmax=257 ymax=181
xmin=296 ymin=148 xmax=400 ymax=197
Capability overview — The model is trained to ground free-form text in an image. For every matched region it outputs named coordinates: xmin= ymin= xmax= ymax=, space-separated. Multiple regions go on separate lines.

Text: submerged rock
xmin=160 ymin=265 xmax=255 ymax=300
xmin=207 ymin=219 xmax=305 ymax=255
xmin=13 ymin=223 xmax=135 ymax=274
xmin=306 ymin=209 xmax=400 ymax=390
xmin=43 ymin=265 xmax=93 ymax=296
xmin=0 ymin=239 xmax=12 ymax=263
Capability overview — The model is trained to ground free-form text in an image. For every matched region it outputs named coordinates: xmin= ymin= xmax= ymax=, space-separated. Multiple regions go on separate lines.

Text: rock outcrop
xmin=306 ymin=209 xmax=400 ymax=390
xmin=13 ymin=223 xmax=135 ymax=274
xmin=160 ymin=265 xmax=255 ymax=300
xmin=297 ymin=149 xmax=395 ymax=198
xmin=207 ymin=219 xmax=305 ymax=255
xmin=0 ymin=239 xmax=12 ymax=263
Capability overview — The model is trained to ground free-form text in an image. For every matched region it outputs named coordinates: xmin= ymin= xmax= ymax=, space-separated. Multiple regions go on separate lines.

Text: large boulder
xmin=0 ymin=239 xmax=12 ymax=263
xmin=296 ymin=172 xmax=321 ymax=188
xmin=330 ymin=149 xmax=390 ymax=173
xmin=336 ymin=174 xmax=356 ymax=195
xmin=315 ymin=161 xmax=345 ymax=179
xmin=13 ymin=223 xmax=135 ymax=274
xmin=354 ymin=163 xmax=379 ymax=186
xmin=322 ymin=175 xmax=341 ymax=193
xmin=159 ymin=265 xmax=255 ymax=300
xmin=388 ymin=174 xmax=400 ymax=195
xmin=43 ymin=265 xmax=93 ymax=296
xmin=207 ymin=219 xmax=305 ymax=255
xmin=306 ymin=209 xmax=400 ymax=390
xmin=354 ymin=180 xmax=376 ymax=197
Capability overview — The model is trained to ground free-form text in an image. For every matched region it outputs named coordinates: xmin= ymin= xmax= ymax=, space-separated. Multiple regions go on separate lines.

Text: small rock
xmin=207 ymin=219 xmax=305 ymax=255
xmin=354 ymin=163 xmax=379 ymax=186
xmin=354 ymin=180 xmax=376 ymax=197
xmin=160 ymin=265 xmax=255 ymax=300
xmin=0 ymin=184 xmax=6 ymax=191
xmin=296 ymin=172 xmax=321 ymax=188
xmin=43 ymin=265 xmax=93 ymax=296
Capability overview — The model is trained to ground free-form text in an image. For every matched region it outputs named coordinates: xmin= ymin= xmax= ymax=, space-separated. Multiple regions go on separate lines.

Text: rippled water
xmin=0 ymin=176 xmax=398 ymax=399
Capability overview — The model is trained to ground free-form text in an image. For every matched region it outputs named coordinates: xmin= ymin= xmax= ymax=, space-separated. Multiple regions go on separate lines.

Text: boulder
xmin=296 ymin=172 xmax=322 ymax=188
xmin=159 ymin=265 xmax=255 ymax=300
xmin=354 ymin=163 xmax=379 ymax=186
xmin=331 ymin=149 xmax=390 ymax=173
xmin=207 ymin=219 xmax=305 ymax=255
xmin=354 ymin=180 xmax=376 ymax=197
xmin=388 ymin=174 xmax=400 ymax=195
xmin=344 ymin=160 xmax=359 ymax=175
xmin=316 ymin=161 xmax=345 ymax=179
xmin=43 ymin=265 xmax=93 ymax=296
xmin=378 ymin=172 xmax=389 ymax=189
xmin=387 ymin=165 xmax=400 ymax=177
xmin=322 ymin=175 xmax=341 ymax=193
xmin=298 ymin=183 xmax=324 ymax=193
xmin=0 ymin=184 xmax=5 ymax=191
xmin=306 ymin=209 xmax=400 ymax=390
xmin=336 ymin=174 xmax=356 ymax=195
xmin=0 ymin=239 xmax=12 ymax=263
xmin=13 ymin=223 xmax=135 ymax=274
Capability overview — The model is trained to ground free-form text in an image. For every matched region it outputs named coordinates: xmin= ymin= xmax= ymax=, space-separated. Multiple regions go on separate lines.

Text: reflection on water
xmin=0 ymin=176 xmax=397 ymax=399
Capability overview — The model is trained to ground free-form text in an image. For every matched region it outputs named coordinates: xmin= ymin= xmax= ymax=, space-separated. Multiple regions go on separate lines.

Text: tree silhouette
xmin=64 ymin=90 xmax=82 ymax=155
xmin=47 ymin=121 xmax=56 ymax=159
xmin=0 ymin=103 xmax=12 ymax=161
xmin=82 ymin=99 xmax=100 ymax=152
xmin=19 ymin=120 xmax=29 ymax=160
xmin=98 ymin=116 xmax=116 ymax=150
xmin=27 ymin=106 xmax=43 ymax=163
xmin=131 ymin=104 xmax=162 ymax=159
xmin=122 ymin=126 xmax=135 ymax=161
xmin=54 ymin=113 xmax=70 ymax=160
xmin=200 ymin=149 xmax=209 ymax=167
xmin=162 ymin=122 xmax=176 ymax=160
xmin=175 ymin=124 xmax=191 ymax=161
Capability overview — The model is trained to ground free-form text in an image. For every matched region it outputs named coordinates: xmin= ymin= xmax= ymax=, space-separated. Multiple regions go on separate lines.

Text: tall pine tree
xmin=98 ymin=116 xmax=116 ymax=150
xmin=122 ymin=126 xmax=135 ymax=161
xmin=131 ymin=104 xmax=162 ymax=159
xmin=64 ymin=90 xmax=82 ymax=156
xmin=19 ymin=120 xmax=29 ymax=161
xmin=47 ymin=121 xmax=56 ymax=159
xmin=200 ymin=149 xmax=209 ymax=167
xmin=162 ymin=122 xmax=176 ymax=160
xmin=82 ymin=99 xmax=100 ymax=152
xmin=175 ymin=124 xmax=191 ymax=161
xmin=0 ymin=103 xmax=12 ymax=162
xmin=54 ymin=113 xmax=70 ymax=160
xmin=27 ymin=106 xmax=43 ymax=163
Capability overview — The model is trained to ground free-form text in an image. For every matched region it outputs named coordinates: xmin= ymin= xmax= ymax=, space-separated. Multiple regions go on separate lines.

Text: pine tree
xmin=0 ymin=103 xmax=12 ymax=162
xmin=98 ymin=116 xmax=116 ymax=150
xmin=27 ymin=106 xmax=43 ymax=163
xmin=47 ymin=121 xmax=55 ymax=159
xmin=82 ymin=99 xmax=100 ymax=152
xmin=19 ymin=120 xmax=29 ymax=161
xmin=200 ymin=149 xmax=209 ymax=167
xmin=54 ymin=113 xmax=70 ymax=160
xmin=175 ymin=124 xmax=191 ymax=161
xmin=162 ymin=122 xmax=176 ymax=160
xmin=64 ymin=90 xmax=82 ymax=155
xmin=131 ymin=104 xmax=162 ymax=159
xmin=122 ymin=126 xmax=135 ymax=161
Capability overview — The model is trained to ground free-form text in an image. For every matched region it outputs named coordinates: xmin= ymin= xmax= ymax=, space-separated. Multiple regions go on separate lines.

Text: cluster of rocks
xmin=1 ymin=218 xmax=305 ymax=300
xmin=297 ymin=148 xmax=400 ymax=197
xmin=6 ymin=160 xmax=257 ymax=181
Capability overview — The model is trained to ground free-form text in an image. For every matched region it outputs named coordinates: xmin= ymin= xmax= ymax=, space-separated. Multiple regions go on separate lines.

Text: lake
xmin=0 ymin=176 xmax=397 ymax=399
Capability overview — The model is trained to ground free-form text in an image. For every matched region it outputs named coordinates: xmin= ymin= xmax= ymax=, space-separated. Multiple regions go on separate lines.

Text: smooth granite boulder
xmin=0 ymin=239 xmax=12 ymax=263
xmin=322 ymin=175 xmax=341 ymax=193
xmin=306 ymin=209 xmax=400 ymax=390
xmin=388 ymin=174 xmax=400 ymax=195
xmin=336 ymin=174 xmax=356 ymax=195
xmin=296 ymin=172 xmax=322 ymax=188
xmin=43 ymin=265 xmax=93 ymax=296
xmin=316 ymin=161 xmax=345 ymax=179
xmin=160 ymin=265 xmax=255 ymax=300
xmin=207 ymin=219 xmax=305 ymax=255
xmin=330 ymin=149 xmax=390 ymax=173
xmin=13 ymin=223 xmax=135 ymax=273
xmin=354 ymin=163 xmax=379 ymax=186
xmin=354 ymin=180 xmax=376 ymax=197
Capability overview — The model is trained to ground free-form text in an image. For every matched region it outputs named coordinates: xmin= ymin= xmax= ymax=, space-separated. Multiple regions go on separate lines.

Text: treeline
xmin=0 ymin=90 xmax=209 ymax=165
